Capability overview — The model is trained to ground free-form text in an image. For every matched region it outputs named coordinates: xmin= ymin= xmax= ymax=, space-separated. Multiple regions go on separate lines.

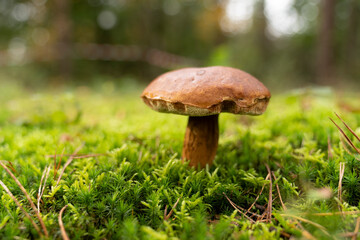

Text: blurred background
xmin=0 ymin=0 xmax=359 ymax=90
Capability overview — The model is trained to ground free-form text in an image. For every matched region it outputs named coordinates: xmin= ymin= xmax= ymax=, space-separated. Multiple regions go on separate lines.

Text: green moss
xmin=0 ymin=82 xmax=359 ymax=239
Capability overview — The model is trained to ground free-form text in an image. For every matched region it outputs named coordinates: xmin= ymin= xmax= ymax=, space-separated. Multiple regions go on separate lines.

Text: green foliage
xmin=0 ymin=83 xmax=360 ymax=239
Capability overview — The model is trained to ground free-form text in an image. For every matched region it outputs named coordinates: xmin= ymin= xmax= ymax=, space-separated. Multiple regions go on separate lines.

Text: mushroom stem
xmin=182 ymin=114 xmax=219 ymax=168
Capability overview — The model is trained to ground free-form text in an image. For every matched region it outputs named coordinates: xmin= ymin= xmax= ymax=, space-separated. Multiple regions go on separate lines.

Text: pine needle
xmin=340 ymin=136 xmax=360 ymax=161
xmin=265 ymin=164 xmax=273 ymax=223
xmin=164 ymin=198 xmax=180 ymax=221
xmin=329 ymin=117 xmax=360 ymax=155
xmin=37 ymin=167 xmax=47 ymax=212
xmin=53 ymin=147 xmax=58 ymax=180
xmin=0 ymin=161 xmax=49 ymax=237
xmin=352 ymin=217 xmax=360 ymax=240
xmin=55 ymin=144 xmax=84 ymax=188
xmin=335 ymin=112 xmax=360 ymax=143
xmin=244 ymin=173 xmax=270 ymax=216
xmin=296 ymin=210 xmax=360 ymax=216
xmin=59 ymin=205 xmax=69 ymax=240
xmin=223 ymin=192 xmax=255 ymax=223
xmin=54 ymin=148 xmax=65 ymax=180
xmin=280 ymin=214 xmax=331 ymax=238
xmin=6 ymin=161 xmax=17 ymax=174
xmin=339 ymin=232 xmax=358 ymax=238
xmin=297 ymin=222 xmax=317 ymax=240
xmin=338 ymin=162 xmax=345 ymax=204
xmin=164 ymin=205 xmax=168 ymax=219
xmin=37 ymin=166 xmax=51 ymax=213
xmin=223 ymin=194 xmax=262 ymax=218
xmin=271 ymin=172 xmax=287 ymax=211
xmin=68 ymin=154 xmax=106 ymax=159
xmin=0 ymin=180 xmax=42 ymax=236
xmin=328 ymin=136 xmax=333 ymax=159
xmin=47 ymin=153 xmax=106 ymax=159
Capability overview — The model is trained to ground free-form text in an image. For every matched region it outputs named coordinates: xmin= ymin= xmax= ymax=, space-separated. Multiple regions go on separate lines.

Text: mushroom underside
xmin=142 ymin=97 xmax=269 ymax=116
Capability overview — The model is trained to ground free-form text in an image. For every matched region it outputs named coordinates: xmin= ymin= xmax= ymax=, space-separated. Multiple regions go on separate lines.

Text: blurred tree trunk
xmin=254 ymin=0 xmax=270 ymax=58
xmin=253 ymin=0 xmax=271 ymax=76
xmin=345 ymin=0 xmax=359 ymax=68
xmin=316 ymin=0 xmax=336 ymax=85
xmin=53 ymin=0 xmax=72 ymax=80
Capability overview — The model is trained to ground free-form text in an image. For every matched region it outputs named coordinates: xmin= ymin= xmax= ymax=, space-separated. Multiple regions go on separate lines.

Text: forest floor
xmin=0 ymin=79 xmax=360 ymax=239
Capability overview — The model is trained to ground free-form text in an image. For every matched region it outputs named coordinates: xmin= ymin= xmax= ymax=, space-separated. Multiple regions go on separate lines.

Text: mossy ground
xmin=0 ymin=79 xmax=360 ymax=239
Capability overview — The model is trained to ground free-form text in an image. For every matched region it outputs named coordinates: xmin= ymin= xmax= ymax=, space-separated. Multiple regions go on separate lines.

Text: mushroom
xmin=141 ymin=66 xmax=271 ymax=168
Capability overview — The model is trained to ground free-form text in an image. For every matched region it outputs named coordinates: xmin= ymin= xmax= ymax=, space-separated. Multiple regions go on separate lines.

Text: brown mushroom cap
xmin=141 ymin=66 xmax=271 ymax=116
